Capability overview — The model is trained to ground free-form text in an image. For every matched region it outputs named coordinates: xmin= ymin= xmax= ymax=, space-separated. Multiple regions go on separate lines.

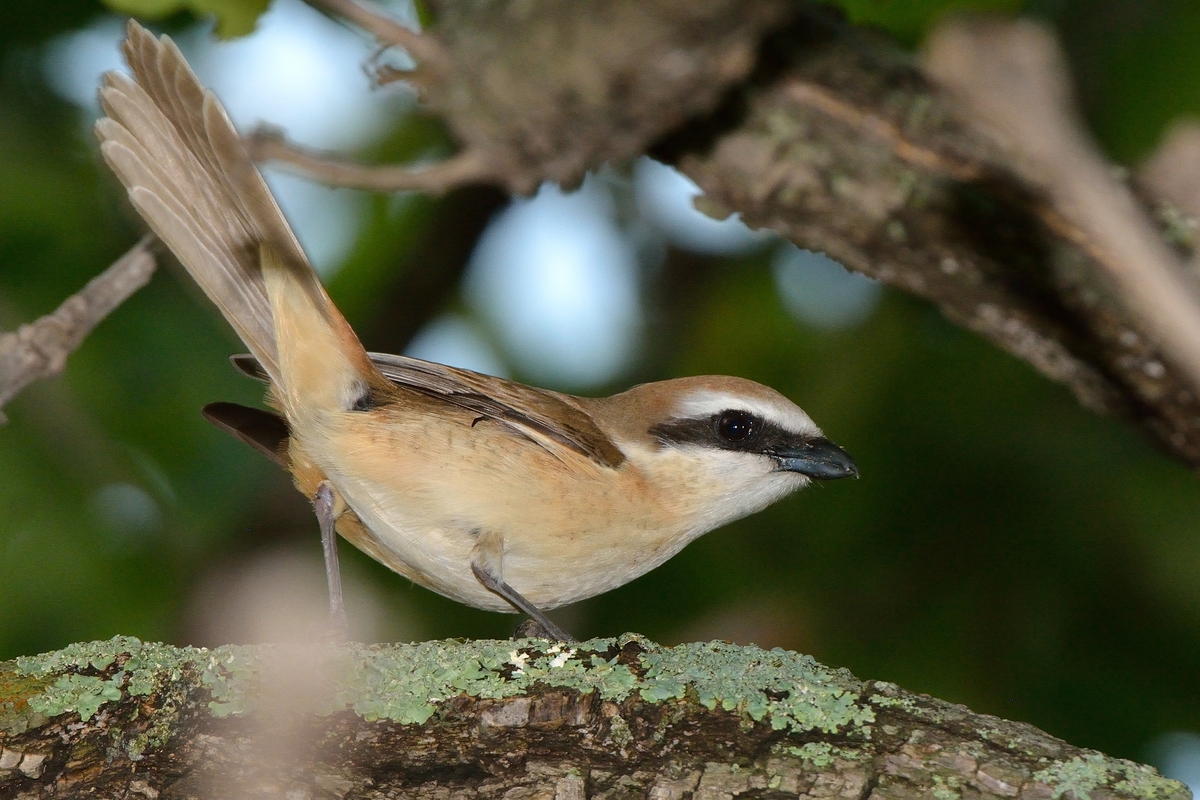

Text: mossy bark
xmin=0 ymin=636 xmax=1187 ymax=799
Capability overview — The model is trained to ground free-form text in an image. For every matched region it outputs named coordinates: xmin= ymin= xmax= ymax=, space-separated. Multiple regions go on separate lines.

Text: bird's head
xmin=594 ymin=376 xmax=857 ymax=536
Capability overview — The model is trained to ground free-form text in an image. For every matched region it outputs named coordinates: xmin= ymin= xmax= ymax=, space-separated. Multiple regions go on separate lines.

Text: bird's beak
xmin=776 ymin=437 xmax=859 ymax=480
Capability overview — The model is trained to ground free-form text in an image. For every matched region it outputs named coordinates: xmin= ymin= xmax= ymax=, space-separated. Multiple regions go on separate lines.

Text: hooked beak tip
xmin=778 ymin=436 xmax=858 ymax=481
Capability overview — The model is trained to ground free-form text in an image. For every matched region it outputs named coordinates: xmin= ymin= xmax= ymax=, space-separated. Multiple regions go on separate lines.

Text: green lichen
xmin=868 ymin=681 xmax=918 ymax=711
xmin=638 ymin=641 xmax=874 ymax=734
xmin=0 ymin=671 xmax=52 ymax=734
xmin=199 ymin=646 xmax=257 ymax=717
xmin=27 ymin=674 xmax=123 ymax=722
xmin=787 ymin=742 xmax=836 ymax=768
xmin=1034 ymin=753 xmax=1112 ymax=799
xmin=8 ymin=634 xmax=883 ymax=737
xmin=608 ymin=713 xmax=633 ymax=748
xmin=10 ymin=635 xmax=877 ymax=737
xmin=325 ymin=638 xmax=641 ymax=724
xmin=1112 ymin=759 xmax=1191 ymax=800
xmin=932 ymin=774 xmax=963 ymax=800
xmin=1029 ymin=754 xmax=1187 ymax=800
xmin=1156 ymin=203 xmax=1198 ymax=250
xmin=14 ymin=636 xmax=202 ymax=722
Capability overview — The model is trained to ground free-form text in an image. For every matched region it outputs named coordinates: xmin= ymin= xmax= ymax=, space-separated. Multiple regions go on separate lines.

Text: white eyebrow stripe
xmin=673 ymin=391 xmax=819 ymax=435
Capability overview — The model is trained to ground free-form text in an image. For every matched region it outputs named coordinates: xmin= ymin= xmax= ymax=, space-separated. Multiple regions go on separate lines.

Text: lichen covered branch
xmin=0 ymin=238 xmax=155 ymax=423
xmin=0 ymin=636 xmax=1186 ymax=799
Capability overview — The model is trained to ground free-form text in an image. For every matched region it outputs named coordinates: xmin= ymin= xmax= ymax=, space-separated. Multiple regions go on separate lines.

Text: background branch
xmin=924 ymin=18 xmax=1200 ymax=401
xmin=665 ymin=11 xmax=1200 ymax=466
xmin=0 ymin=238 xmax=155 ymax=424
xmin=249 ymin=126 xmax=491 ymax=193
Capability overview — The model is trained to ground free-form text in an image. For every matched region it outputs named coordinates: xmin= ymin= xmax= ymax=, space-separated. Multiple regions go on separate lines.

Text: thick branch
xmin=0 ymin=636 xmax=1186 ymax=799
xmin=0 ymin=238 xmax=155 ymax=423
xmin=668 ymin=16 xmax=1200 ymax=465
xmin=924 ymin=19 xmax=1200 ymax=398
xmin=280 ymin=0 xmax=795 ymax=195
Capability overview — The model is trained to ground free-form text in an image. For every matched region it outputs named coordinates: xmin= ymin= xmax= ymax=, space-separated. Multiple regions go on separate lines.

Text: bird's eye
xmin=717 ymin=410 xmax=757 ymax=444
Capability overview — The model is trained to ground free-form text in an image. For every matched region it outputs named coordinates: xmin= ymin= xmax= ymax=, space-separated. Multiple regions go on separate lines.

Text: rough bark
xmin=0 ymin=636 xmax=1186 ymax=799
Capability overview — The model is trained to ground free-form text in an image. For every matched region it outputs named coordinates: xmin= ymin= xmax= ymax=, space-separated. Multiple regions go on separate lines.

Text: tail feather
xmin=95 ymin=20 xmax=375 ymax=411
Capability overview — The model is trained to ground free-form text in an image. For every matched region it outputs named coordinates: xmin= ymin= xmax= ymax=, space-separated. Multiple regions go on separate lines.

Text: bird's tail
xmin=95 ymin=20 xmax=379 ymax=416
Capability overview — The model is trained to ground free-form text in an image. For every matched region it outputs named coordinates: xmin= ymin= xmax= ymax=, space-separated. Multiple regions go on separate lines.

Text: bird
xmin=95 ymin=21 xmax=858 ymax=642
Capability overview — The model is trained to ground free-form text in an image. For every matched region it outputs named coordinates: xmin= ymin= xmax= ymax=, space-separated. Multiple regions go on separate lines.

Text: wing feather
xmin=370 ymin=353 xmax=626 ymax=469
xmin=228 ymin=352 xmax=626 ymax=469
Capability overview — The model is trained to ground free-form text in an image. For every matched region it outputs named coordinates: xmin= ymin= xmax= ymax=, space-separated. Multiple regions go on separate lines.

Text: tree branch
xmin=923 ymin=18 xmax=1200 ymax=400
xmin=0 ymin=238 xmax=156 ymax=424
xmin=272 ymin=0 xmax=794 ymax=195
xmin=0 ymin=636 xmax=1186 ymax=799
xmin=668 ymin=13 xmax=1200 ymax=465
xmin=248 ymin=126 xmax=492 ymax=193
xmin=306 ymin=0 xmax=454 ymax=79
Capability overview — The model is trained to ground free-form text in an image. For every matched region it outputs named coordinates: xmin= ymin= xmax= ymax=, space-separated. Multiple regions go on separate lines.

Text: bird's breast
xmin=291 ymin=405 xmax=690 ymax=610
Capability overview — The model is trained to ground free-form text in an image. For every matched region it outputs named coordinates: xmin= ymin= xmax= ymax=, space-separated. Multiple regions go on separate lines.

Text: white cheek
xmin=678 ymin=450 xmax=807 ymax=535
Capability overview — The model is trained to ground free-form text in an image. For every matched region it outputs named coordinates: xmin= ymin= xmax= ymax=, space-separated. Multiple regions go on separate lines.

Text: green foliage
xmin=828 ymin=0 xmax=1025 ymax=46
xmin=101 ymin=0 xmax=270 ymax=37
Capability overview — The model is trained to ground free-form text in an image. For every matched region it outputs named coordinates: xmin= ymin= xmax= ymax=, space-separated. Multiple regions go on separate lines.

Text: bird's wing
xmin=229 ymin=353 xmax=626 ymax=469
xmin=368 ymin=353 xmax=627 ymax=469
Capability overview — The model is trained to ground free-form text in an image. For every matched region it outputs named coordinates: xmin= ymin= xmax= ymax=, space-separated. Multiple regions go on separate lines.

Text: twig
xmin=248 ymin=126 xmax=491 ymax=194
xmin=305 ymin=0 xmax=454 ymax=79
xmin=0 ymin=238 xmax=156 ymax=423
xmin=923 ymin=18 xmax=1200 ymax=395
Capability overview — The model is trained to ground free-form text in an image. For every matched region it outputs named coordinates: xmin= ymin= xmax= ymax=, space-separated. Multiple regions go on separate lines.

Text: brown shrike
xmin=95 ymin=22 xmax=857 ymax=641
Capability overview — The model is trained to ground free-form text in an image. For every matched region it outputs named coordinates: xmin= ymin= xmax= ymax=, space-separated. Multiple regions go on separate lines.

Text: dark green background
xmin=1 ymin=0 xmax=1198 ymax=771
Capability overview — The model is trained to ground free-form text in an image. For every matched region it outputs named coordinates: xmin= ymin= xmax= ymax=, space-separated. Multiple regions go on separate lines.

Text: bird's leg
xmin=471 ymin=532 xmax=574 ymax=642
xmin=314 ymin=481 xmax=349 ymax=638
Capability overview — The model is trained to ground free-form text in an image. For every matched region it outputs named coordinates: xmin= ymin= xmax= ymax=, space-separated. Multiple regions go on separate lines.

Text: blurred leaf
xmin=101 ymin=0 xmax=270 ymax=37
xmin=0 ymin=0 xmax=101 ymax=47
xmin=830 ymin=0 xmax=1025 ymax=45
